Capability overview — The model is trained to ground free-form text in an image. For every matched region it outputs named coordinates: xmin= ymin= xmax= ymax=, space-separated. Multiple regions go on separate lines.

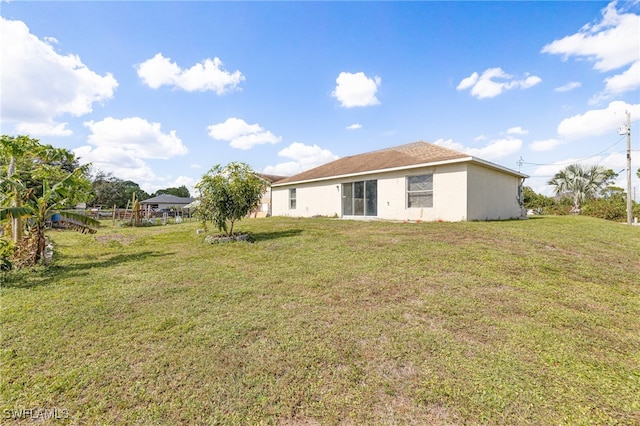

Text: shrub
xmin=582 ymin=197 xmax=627 ymax=221
xmin=0 ymin=238 xmax=14 ymax=271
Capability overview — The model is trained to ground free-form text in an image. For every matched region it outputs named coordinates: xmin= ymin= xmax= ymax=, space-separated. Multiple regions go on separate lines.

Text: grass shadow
xmin=252 ymin=229 xmax=303 ymax=241
xmin=61 ymin=250 xmax=172 ymax=272
xmin=2 ymin=251 xmax=171 ymax=289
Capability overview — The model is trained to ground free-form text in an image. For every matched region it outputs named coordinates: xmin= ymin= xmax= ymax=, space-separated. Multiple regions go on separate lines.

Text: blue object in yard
xmin=51 ymin=214 xmax=60 ymax=223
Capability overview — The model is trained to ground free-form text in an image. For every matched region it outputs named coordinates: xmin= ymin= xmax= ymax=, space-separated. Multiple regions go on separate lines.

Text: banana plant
xmin=29 ymin=171 xmax=99 ymax=263
xmin=1 ymin=135 xmax=38 ymax=243
xmin=1 ymin=169 xmax=99 ymax=265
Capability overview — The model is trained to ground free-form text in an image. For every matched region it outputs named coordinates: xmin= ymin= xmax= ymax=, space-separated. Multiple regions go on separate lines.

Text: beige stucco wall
xmin=272 ymin=162 xmax=523 ymax=222
xmin=466 ymin=163 xmax=523 ymax=220
xmin=373 ymin=164 xmax=468 ymax=221
xmin=272 ymin=179 xmax=343 ymax=217
xmin=273 ymin=163 xmax=469 ymax=221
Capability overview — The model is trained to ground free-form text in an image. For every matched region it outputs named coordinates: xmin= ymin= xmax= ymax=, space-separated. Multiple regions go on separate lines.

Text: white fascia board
xmin=469 ymin=157 xmax=529 ymax=179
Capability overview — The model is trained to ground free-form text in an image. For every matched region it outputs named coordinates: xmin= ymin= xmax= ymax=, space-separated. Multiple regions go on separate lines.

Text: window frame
xmin=406 ymin=174 xmax=433 ymax=208
xmin=289 ymin=188 xmax=297 ymax=210
xmin=342 ymin=180 xmax=377 ymax=216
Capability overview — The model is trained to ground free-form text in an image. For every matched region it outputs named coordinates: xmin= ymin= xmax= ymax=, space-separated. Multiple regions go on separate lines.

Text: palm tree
xmin=548 ymin=164 xmax=609 ymax=214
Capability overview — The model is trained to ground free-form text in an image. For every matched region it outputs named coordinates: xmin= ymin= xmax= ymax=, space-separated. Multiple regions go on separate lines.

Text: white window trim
xmin=289 ymin=188 xmax=297 ymax=210
xmin=406 ymin=174 xmax=433 ymax=208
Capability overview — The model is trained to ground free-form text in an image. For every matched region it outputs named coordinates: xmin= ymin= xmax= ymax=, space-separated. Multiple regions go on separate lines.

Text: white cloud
xmin=262 ymin=161 xmax=303 ymax=177
xmin=207 ymin=117 xmax=281 ymax=150
xmin=456 ymin=72 xmax=478 ymax=90
xmin=557 ymin=100 xmax=640 ymax=140
xmin=264 ymin=142 xmax=339 ymax=176
xmin=145 ymin=176 xmax=200 ymax=198
xmin=137 ymin=53 xmax=244 ymax=94
xmin=529 ymin=138 xmax=565 ymax=152
xmin=554 ymin=81 xmax=582 ymax=92
xmin=190 ymin=164 xmax=202 ymax=169
xmin=542 ymin=1 xmax=640 ymax=100
xmin=332 ymin=72 xmax=381 ymax=107
xmin=507 ymin=126 xmax=528 ymax=135
xmin=471 ymin=138 xmax=523 ymax=161
xmin=346 ymin=123 xmax=362 ymax=130
xmin=75 ymin=145 xmax=158 ymax=182
xmin=434 ymin=137 xmax=522 ymax=162
xmin=456 ymin=68 xmax=541 ymax=99
xmin=541 ymin=1 xmax=639 ymax=72
xmin=0 ymin=17 xmax=118 ymax=136
xmin=603 ymin=61 xmax=640 ymax=94
xmin=74 ymin=117 xmax=188 ymax=190
xmin=83 ymin=117 xmax=188 ymax=159
xmin=15 ymin=121 xmax=72 ymax=137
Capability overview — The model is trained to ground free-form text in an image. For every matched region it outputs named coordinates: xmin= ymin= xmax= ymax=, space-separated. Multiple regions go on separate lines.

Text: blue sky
xmin=1 ymin=1 xmax=639 ymax=197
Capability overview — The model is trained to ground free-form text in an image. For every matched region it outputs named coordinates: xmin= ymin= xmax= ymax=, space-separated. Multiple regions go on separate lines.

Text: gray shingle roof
xmin=140 ymin=194 xmax=195 ymax=205
xmin=256 ymin=173 xmax=288 ymax=183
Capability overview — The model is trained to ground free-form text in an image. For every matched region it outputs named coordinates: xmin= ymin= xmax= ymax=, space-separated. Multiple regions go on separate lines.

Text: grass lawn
xmin=1 ymin=216 xmax=639 ymax=424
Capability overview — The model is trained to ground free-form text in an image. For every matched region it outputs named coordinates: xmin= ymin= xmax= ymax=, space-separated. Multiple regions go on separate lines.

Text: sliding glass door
xmin=342 ymin=180 xmax=377 ymax=216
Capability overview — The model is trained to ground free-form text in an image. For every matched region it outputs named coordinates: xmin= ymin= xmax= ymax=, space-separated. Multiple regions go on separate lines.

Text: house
xmin=140 ymin=194 xmax=195 ymax=211
xmin=252 ymin=174 xmax=288 ymax=217
xmin=271 ymin=141 xmax=528 ymax=222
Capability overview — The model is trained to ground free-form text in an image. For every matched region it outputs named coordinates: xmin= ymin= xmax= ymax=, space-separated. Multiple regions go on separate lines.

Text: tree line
xmin=2 ymin=134 xmax=264 ymax=269
xmin=0 ymin=135 xmax=195 ymax=269
xmin=527 ymin=164 xmax=640 ymax=221
xmin=3 ymin=134 xmax=638 ymax=269
xmin=90 ymin=172 xmax=191 ymax=209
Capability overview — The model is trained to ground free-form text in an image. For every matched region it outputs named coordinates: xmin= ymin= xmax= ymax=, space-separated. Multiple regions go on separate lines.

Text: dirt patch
xmin=204 ymin=233 xmax=254 ymax=244
xmin=95 ymin=234 xmax=137 ymax=245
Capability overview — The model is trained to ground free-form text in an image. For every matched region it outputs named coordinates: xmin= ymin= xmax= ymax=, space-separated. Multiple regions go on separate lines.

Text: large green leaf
xmin=0 ymin=207 xmax=32 ymax=221
xmin=55 ymin=210 xmax=100 ymax=234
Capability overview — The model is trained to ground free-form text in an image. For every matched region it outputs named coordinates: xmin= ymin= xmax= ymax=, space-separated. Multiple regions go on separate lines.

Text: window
xmin=342 ymin=180 xmax=377 ymax=216
xmin=407 ymin=174 xmax=433 ymax=208
xmin=289 ymin=188 xmax=296 ymax=209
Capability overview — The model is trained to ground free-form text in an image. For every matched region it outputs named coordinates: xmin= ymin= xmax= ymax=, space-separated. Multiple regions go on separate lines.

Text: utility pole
xmin=618 ymin=111 xmax=632 ymax=225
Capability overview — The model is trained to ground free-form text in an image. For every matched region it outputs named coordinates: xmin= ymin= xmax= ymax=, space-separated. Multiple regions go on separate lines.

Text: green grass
xmin=2 ymin=216 xmax=639 ymax=425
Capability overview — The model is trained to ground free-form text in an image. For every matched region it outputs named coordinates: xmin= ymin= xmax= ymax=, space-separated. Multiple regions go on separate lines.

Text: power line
xmin=519 ymin=135 xmax=626 ymax=168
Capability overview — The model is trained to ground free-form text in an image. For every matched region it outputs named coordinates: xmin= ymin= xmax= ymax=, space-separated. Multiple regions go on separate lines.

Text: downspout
xmin=519 ymin=177 xmax=527 ymax=219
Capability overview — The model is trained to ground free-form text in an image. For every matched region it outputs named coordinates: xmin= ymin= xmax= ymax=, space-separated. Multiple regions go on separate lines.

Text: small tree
xmin=522 ymin=186 xmax=556 ymax=213
xmin=195 ymin=162 xmax=265 ymax=236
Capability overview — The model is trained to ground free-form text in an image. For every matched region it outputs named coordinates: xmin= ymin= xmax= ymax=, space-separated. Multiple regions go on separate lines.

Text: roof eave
xmin=272 ymin=157 xmax=471 ymax=186
xmin=469 ymin=157 xmax=529 ymax=179
xmin=273 ymin=156 xmax=527 ymax=187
